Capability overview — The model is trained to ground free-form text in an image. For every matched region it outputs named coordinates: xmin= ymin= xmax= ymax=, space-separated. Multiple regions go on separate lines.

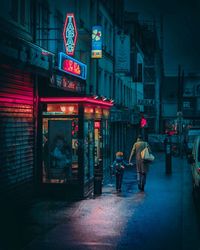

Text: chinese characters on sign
xmin=50 ymin=74 xmax=85 ymax=93
xmin=58 ymin=52 xmax=87 ymax=80
xmin=63 ymin=59 xmax=81 ymax=75
xmin=91 ymin=26 xmax=102 ymax=58
xmin=63 ymin=13 xmax=78 ymax=56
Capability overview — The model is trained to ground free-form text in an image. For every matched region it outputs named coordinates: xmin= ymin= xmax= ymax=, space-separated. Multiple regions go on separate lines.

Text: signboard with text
xmin=91 ymin=26 xmax=102 ymax=58
xmin=58 ymin=52 xmax=87 ymax=80
xmin=63 ymin=13 xmax=78 ymax=56
xmin=50 ymin=74 xmax=85 ymax=93
xmin=138 ymin=99 xmax=155 ymax=106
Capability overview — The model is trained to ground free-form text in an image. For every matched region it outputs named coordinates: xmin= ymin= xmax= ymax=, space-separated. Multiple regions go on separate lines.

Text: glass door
xmin=42 ymin=118 xmax=78 ymax=183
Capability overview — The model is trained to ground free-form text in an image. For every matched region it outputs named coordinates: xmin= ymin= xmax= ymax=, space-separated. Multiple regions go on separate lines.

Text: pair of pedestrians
xmin=111 ymin=135 xmax=151 ymax=192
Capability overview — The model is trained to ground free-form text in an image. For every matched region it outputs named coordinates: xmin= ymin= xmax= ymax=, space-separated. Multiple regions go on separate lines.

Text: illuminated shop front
xmin=37 ymin=12 xmax=113 ymax=198
xmin=39 ymin=97 xmax=112 ymax=198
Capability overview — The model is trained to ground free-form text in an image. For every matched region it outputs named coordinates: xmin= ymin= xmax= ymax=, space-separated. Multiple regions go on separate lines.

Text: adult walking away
xmin=129 ymin=135 xmax=151 ymax=191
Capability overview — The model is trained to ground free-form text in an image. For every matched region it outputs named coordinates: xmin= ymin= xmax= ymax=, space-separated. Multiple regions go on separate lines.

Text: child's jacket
xmin=112 ymin=157 xmax=128 ymax=174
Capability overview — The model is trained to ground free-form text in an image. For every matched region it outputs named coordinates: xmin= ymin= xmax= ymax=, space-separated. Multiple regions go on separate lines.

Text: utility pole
xmin=159 ymin=14 xmax=164 ymax=133
xmin=177 ymin=64 xmax=184 ymax=157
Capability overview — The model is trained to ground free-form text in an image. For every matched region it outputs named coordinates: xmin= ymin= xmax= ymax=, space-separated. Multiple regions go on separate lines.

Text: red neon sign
xmin=40 ymin=97 xmax=113 ymax=107
xmin=63 ymin=13 xmax=78 ymax=56
xmin=63 ymin=59 xmax=81 ymax=75
xmin=95 ymin=121 xmax=101 ymax=129
xmin=58 ymin=52 xmax=87 ymax=80
xmin=140 ymin=117 xmax=147 ymax=128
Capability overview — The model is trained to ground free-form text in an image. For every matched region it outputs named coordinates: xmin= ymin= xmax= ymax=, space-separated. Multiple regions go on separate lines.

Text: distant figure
xmin=129 ymin=135 xmax=151 ymax=191
xmin=111 ymin=152 xmax=128 ymax=192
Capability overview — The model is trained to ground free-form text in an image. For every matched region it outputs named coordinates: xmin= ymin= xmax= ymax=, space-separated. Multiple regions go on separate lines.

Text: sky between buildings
xmin=124 ymin=0 xmax=200 ymax=76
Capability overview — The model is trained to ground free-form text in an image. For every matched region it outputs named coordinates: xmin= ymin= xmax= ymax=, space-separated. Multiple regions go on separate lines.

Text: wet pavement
xmin=1 ymin=153 xmax=200 ymax=250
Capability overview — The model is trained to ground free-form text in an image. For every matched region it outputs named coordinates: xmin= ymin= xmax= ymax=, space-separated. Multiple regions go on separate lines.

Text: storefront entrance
xmin=39 ymin=97 xmax=113 ymax=198
xmin=42 ymin=118 xmax=78 ymax=183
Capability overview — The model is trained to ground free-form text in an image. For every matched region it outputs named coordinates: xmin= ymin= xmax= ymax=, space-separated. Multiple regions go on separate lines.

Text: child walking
xmin=111 ymin=152 xmax=128 ymax=192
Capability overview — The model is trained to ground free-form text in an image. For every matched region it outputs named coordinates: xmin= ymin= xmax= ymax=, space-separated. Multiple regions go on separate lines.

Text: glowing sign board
xmin=63 ymin=13 xmax=77 ymax=56
xmin=91 ymin=26 xmax=102 ymax=58
xmin=94 ymin=121 xmax=101 ymax=129
xmin=58 ymin=52 xmax=87 ymax=80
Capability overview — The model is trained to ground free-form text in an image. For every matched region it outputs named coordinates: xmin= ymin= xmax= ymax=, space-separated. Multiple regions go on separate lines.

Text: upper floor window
xmin=144 ymin=84 xmax=155 ymax=99
xmin=10 ymin=0 xmax=29 ymax=28
xmin=36 ymin=1 xmax=50 ymax=49
xmin=137 ymin=63 xmax=143 ymax=82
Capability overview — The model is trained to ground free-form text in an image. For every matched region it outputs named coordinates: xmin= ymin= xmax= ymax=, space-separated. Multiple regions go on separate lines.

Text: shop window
xmin=95 ymin=108 xmax=102 ymax=119
xmin=42 ymin=118 xmax=78 ymax=183
xmin=103 ymin=109 xmax=109 ymax=119
xmin=94 ymin=124 xmax=101 ymax=167
xmin=102 ymin=120 xmax=110 ymax=177
xmin=45 ymin=103 xmax=78 ymax=115
xmin=84 ymin=106 xmax=94 ymax=119
xmin=84 ymin=121 xmax=94 ymax=182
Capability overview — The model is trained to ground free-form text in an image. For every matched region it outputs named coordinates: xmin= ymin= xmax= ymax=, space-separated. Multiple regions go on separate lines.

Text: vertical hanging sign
xmin=63 ymin=13 xmax=78 ymax=56
xmin=91 ymin=26 xmax=102 ymax=58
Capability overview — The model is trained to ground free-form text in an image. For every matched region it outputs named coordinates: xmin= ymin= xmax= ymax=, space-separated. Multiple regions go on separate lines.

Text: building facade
xmin=124 ymin=13 xmax=163 ymax=134
xmin=1 ymin=0 xmax=159 ymax=201
xmin=0 ymin=0 xmax=112 ymax=200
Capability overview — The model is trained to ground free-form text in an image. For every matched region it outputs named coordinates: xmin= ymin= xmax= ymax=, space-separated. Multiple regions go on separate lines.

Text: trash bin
xmin=94 ymin=178 xmax=102 ymax=195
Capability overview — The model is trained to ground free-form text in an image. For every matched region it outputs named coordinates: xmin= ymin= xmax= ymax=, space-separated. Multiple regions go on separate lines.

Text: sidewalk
xmin=22 ymin=168 xmax=139 ymax=250
xmin=1 ymin=153 xmax=200 ymax=250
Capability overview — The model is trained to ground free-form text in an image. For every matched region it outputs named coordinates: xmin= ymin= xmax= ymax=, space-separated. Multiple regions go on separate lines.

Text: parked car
xmin=188 ymin=135 xmax=200 ymax=192
xmin=186 ymin=127 xmax=200 ymax=154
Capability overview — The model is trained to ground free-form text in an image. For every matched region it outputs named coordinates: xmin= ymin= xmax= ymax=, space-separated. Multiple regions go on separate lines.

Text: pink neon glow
xmin=84 ymin=107 xmax=94 ymax=113
xmin=141 ymin=117 xmax=147 ymax=128
xmin=63 ymin=13 xmax=78 ymax=56
xmin=63 ymin=59 xmax=81 ymax=75
xmin=40 ymin=97 xmax=113 ymax=107
xmin=0 ymin=97 xmax=33 ymax=105
xmin=95 ymin=121 xmax=101 ymax=129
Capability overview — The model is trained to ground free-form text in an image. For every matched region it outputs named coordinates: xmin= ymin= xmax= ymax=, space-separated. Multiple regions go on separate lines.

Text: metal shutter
xmin=0 ymin=64 xmax=34 ymax=199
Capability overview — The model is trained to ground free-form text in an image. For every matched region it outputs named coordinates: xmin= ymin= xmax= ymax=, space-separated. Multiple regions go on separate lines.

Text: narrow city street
xmin=1 ymin=1 xmax=200 ymax=250
xmin=8 ymin=153 xmax=198 ymax=250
